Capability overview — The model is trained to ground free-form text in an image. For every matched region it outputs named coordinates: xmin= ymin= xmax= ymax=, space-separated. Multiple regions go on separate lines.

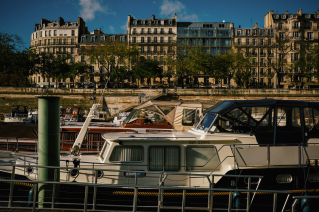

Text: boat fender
xmin=28 ymin=187 xmax=34 ymax=207
xmin=232 ymin=191 xmax=241 ymax=210
xmin=301 ymin=198 xmax=310 ymax=212
xmin=70 ymin=159 xmax=80 ymax=179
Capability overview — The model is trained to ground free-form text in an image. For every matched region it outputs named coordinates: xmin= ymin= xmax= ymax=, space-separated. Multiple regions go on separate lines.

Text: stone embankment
xmin=0 ymin=87 xmax=319 ymax=115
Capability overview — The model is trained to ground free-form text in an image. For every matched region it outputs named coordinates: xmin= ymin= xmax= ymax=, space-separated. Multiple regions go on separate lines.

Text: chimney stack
xmin=254 ymin=23 xmax=258 ymax=28
xmin=152 ymin=14 xmax=155 ymax=21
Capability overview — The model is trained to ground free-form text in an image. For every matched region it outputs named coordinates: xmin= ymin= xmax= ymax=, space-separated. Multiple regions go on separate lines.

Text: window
xmin=293 ymin=32 xmax=300 ymax=38
xmin=141 ymin=37 xmax=144 ymax=43
xmin=133 ymin=21 xmax=137 ymax=25
xmin=149 ymin=146 xmax=180 ymax=171
xmin=252 ymin=39 xmax=256 ymax=46
xmin=54 ymin=30 xmax=57 ymax=36
xmin=154 ymin=37 xmax=157 ymax=43
xmin=246 ymin=39 xmax=249 ymax=45
xmin=237 ymin=39 xmax=241 ymax=45
xmin=81 ymin=56 xmax=85 ymax=62
xmin=161 ymin=20 xmax=164 ymax=25
xmin=186 ymin=146 xmax=220 ymax=171
xmin=72 ymin=30 xmax=75 ymax=36
xmin=168 ymin=37 xmax=172 ymax=43
xmin=278 ymin=23 xmax=284 ymax=30
xmin=293 ymin=22 xmax=300 ymax=29
xmin=169 ymin=20 xmax=172 ymax=25
xmin=147 ymin=46 xmax=151 ymax=53
xmin=40 ymin=31 xmax=42 ymax=37
xmin=154 ymin=56 xmax=157 ymax=61
xmin=153 ymin=46 xmax=157 ymax=53
xmin=81 ymin=36 xmax=86 ymax=42
xmin=70 ymin=57 xmax=74 ymax=62
xmin=142 ymin=20 xmax=145 ymax=25
xmin=120 ymin=36 xmax=125 ymax=42
xmin=48 ymin=39 xmax=50 ymax=45
xmin=147 ymin=37 xmax=151 ymax=43
xmin=160 ymin=37 xmax=164 ymax=43
xmin=71 ymin=48 xmax=74 ymax=54
xmin=260 ymin=39 xmax=264 ymax=45
xmin=160 ymin=28 xmax=164 ymax=34
xmin=169 ymin=28 xmax=172 ymax=34
xmin=154 ymin=28 xmax=157 ymax=34
xmin=141 ymin=28 xmax=144 ymax=34
xmin=49 ymin=30 xmax=51 ymax=36
xmin=237 ymin=30 xmax=241 ymax=36
xmin=148 ymin=28 xmax=151 ymax=33
xmin=141 ymin=46 xmax=144 ymax=53
xmin=268 ymin=39 xmax=272 ymax=45
xmin=63 ymin=39 xmax=66 ymax=44
xmin=110 ymin=146 xmax=143 ymax=162
xmin=304 ymin=22 xmax=312 ymax=29
xmin=91 ymin=36 xmax=96 ymax=42
xmin=101 ymin=36 xmax=105 ymax=42
xmin=307 ymin=32 xmax=313 ymax=40
xmin=182 ymin=109 xmax=199 ymax=126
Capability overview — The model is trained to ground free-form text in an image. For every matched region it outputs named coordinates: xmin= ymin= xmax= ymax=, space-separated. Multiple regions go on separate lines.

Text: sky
xmin=0 ymin=0 xmax=318 ymax=49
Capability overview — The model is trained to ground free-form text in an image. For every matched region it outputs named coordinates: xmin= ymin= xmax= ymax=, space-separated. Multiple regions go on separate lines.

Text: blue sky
xmin=1 ymin=0 xmax=318 ymax=49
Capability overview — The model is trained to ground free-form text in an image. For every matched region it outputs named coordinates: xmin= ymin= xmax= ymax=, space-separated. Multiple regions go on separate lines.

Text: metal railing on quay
xmin=0 ymin=163 xmax=293 ymax=212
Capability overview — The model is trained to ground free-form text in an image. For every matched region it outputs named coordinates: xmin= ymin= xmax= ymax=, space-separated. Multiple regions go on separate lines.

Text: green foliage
xmin=132 ymin=57 xmax=161 ymax=86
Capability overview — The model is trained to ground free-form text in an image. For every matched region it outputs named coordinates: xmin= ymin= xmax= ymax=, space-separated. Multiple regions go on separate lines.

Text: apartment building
xmin=30 ymin=17 xmax=87 ymax=87
xmin=78 ymin=30 xmax=127 ymax=87
xmin=264 ymin=9 xmax=319 ymax=88
xmin=177 ymin=21 xmax=233 ymax=86
xmin=233 ymin=24 xmax=275 ymax=88
xmin=127 ymin=14 xmax=177 ymax=85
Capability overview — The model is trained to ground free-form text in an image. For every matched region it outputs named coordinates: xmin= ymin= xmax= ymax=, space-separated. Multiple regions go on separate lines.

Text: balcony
xmin=130 ymin=41 xmax=173 ymax=44
xmin=260 ymin=63 xmax=266 ymax=67
xmin=30 ymin=42 xmax=77 ymax=48
xmin=260 ymin=53 xmax=266 ymax=57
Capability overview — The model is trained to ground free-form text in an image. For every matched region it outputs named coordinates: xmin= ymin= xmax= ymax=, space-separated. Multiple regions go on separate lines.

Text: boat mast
xmin=70 ymin=103 xmax=100 ymax=155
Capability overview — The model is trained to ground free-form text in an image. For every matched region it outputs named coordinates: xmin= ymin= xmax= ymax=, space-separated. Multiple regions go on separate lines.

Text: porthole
xmin=276 ymin=174 xmax=292 ymax=183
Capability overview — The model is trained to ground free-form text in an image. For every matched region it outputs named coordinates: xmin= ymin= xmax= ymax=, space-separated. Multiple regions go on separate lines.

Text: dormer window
xmin=161 ymin=20 xmax=164 ymax=25
xmin=154 ymin=21 xmax=158 ymax=25
xmin=111 ymin=36 xmax=115 ymax=41
xmin=290 ymin=15 xmax=293 ymax=19
xmin=282 ymin=15 xmax=286 ymax=19
xmin=101 ymin=36 xmax=105 ymax=42
xmin=169 ymin=20 xmax=172 ymax=25
xmin=237 ymin=30 xmax=241 ymax=36
xmin=142 ymin=20 xmax=145 ymax=25
xmin=306 ymin=14 xmax=311 ymax=19
xmin=120 ymin=36 xmax=125 ymax=42
xmin=43 ymin=24 xmax=45 ymax=28
xmin=51 ymin=23 xmax=54 ymax=27
xmin=81 ymin=36 xmax=86 ymax=42
xmin=275 ymin=15 xmax=279 ymax=19
xmin=66 ymin=22 xmax=69 ymax=26
xmin=91 ymin=36 xmax=96 ymax=42
xmin=317 ymin=14 xmax=319 ymax=18
xmin=133 ymin=21 xmax=137 ymax=25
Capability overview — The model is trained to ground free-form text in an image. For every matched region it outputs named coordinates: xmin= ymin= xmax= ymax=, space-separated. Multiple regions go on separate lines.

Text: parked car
xmin=76 ymin=82 xmax=96 ymax=88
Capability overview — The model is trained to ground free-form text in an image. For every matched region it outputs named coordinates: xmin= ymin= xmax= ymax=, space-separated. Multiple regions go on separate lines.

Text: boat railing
xmin=0 ymin=162 xmax=294 ymax=212
xmin=117 ymin=136 xmax=198 ymax=140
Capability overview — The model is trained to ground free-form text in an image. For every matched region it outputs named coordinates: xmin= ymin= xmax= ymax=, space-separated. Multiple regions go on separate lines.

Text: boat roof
xmin=102 ymin=131 xmax=242 ymax=144
xmin=132 ymin=100 xmax=214 ymax=129
xmin=204 ymin=99 xmax=319 ymax=115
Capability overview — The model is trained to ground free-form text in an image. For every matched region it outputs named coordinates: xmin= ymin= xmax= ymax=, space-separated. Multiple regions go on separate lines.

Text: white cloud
xmin=159 ymin=0 xmax=199 ymax=21
xmin=120 ymin=22 xmax=128 ymax=31
xmin=109 ymin=26 xmax=115 ymax=33
xmin=79 ymin=0 xmax=115 ymax=21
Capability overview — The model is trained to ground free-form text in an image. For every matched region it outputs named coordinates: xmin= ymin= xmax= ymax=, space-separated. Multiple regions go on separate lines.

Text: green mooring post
xmin=38 ymin=97 xmax=60 ymax=208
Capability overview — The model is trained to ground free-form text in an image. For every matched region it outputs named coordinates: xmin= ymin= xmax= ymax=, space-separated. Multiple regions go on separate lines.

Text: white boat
xmin=9 ymin=99 xmax=319 ymax=191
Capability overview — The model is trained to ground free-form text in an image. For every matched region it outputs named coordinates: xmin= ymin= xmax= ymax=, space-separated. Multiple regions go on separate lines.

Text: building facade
xmin=233 ymin=24 xmax=275 ymax=88
xmin=264 ymin=9 xmax=319 ymax=88
xmin=30 ymin=17 xmax=87 ymax=87
xmin=127 ymin=14 xmax=178 ymax=85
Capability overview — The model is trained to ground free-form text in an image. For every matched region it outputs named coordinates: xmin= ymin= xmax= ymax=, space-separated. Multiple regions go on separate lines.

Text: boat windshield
xmin=196 ymin=114 xmax=217 ymax=132
xmin=123 ymin=109 xmax=171 ymax=126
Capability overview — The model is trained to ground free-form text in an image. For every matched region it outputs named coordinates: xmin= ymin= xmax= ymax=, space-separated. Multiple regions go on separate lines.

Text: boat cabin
xmin=191 ymin=99 xmax=319 ymax=145
xmin=122 ymin=101 xmax=214 ymax=131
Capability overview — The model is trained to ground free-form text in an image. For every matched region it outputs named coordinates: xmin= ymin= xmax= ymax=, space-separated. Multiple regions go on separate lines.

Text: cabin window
xmin=149 ymin=146 xmax=180 ymax=171
xmin=186 ymin=146 xmax=220 ymax=171
xmin=100 ymin=143 xmax=110 ymax=160
xmin=157 ymin=106 xmax=175 ymax=115
xmin=182 ymin=109 xmax=200 ymax=126
xmin=304 ymin=108 xmax=319 ymax=131
xmin=110 ymin=146 xmax=143 ymax=162
xmin=277 ymin=107 xmax=301 ymax=129
xmin=196 ymin=114 xmax=217 ymax=132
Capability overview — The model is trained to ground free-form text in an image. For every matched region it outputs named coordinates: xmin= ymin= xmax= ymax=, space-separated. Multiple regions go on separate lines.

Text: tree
xmin=132 ymin=57 xmax=161 ymax=87
xmin=79 ymin=38 xmax=139 ymax=88
xmin=166 ymin=43 xmax=193 ymax=88
xmin=226 ymin=51 xmax=249 ymax=88
xmin=187 ymin=47 xmax=209 ymax=88
xmin=265 ymin=32 xmax=293 ymax=88
xmin=15 ymin=49 xmax=39 ymax=88
xmin=68 ymin=62 xmax=91 ymax=88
